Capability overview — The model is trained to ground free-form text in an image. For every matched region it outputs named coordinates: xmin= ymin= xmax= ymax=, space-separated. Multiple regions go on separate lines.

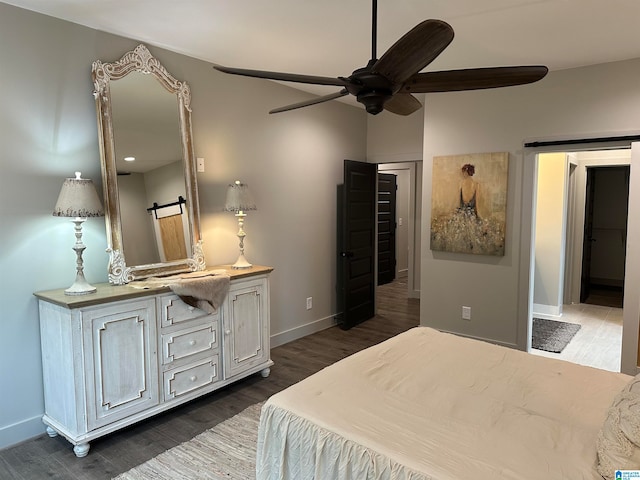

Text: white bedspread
xmin=257 ymin=327 xmax=631 ymax=480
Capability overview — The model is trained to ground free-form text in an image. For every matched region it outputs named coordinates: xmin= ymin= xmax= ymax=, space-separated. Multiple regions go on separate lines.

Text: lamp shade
xmin=53 ymin=172 xmax=104 ymax=218
xmin=224 ymin=180 xmax=257 ymax=213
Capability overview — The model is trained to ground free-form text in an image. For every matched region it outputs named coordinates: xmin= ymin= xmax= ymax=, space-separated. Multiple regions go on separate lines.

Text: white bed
xmin=256 ymin=327 xmax=638 ymax=480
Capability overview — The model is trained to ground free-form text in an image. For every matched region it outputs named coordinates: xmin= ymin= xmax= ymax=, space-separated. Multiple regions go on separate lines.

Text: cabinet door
xmin=83 ymin=299 xmax=159 ymax=430
xmin=223 ymin=277 xmax=270 ymax=378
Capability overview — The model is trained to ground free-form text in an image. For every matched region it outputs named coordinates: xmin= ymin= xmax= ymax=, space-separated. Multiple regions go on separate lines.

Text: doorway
xmin=531 ymin=149 xmax=630 ymax=371
xmin=377 ymin=162 xmax=421 ymax=298
xmin=579 ymin=165 xmax=629 ymax=307
xmin=337 ymin=160 xmax=422 ymax=329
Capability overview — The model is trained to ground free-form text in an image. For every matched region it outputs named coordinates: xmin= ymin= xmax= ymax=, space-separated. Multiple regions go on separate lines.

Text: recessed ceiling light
xmin=124 ymin=156 xmax=135 ymax=162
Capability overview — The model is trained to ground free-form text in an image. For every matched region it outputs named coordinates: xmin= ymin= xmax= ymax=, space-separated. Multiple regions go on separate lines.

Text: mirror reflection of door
xmin=151 ymin=202 xmax=191 ymax=262
xmin=158 ymin=214 xmax=187 ymax=261
xmin=110 ymin=71 xmax=187 ymax=266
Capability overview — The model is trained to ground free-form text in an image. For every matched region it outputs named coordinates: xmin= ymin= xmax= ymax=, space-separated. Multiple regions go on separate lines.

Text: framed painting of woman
xmin=430 ymin=152 xmax=509 ymax=256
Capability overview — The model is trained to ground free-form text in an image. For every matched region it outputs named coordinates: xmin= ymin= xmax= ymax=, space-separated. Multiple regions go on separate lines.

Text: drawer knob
xmin=190 ymin=375 xmax=197 ymax=382
xmin=189 ymin=340 xmax=196 ymax=346
xmin=225 ymin=329 xmax=231 ymax=336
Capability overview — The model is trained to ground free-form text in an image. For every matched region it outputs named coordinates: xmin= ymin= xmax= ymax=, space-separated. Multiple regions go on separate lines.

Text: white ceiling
xmin=6 ymin=0 xmax=640 ymax=102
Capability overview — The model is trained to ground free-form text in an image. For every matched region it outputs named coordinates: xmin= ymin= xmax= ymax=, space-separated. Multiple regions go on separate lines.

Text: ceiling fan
xmin=213 ymin=0 xmax=548 ymax=116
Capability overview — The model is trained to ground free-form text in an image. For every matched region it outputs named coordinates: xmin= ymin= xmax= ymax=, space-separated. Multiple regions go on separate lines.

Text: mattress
xmin=256 ymin=327 xmax=631 ymax=480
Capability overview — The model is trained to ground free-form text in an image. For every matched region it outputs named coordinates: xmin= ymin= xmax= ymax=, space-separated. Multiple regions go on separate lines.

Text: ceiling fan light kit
xmin=214 ymin=0 xmax=548 ymax=116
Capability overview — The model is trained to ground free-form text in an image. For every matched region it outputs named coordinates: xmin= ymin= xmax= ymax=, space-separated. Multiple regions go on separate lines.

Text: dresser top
xmin=34 ymin=265 xmax=273 ymax=308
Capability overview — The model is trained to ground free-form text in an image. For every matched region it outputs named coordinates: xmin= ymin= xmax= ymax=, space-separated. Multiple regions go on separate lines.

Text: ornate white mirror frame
xmin=92 ymin=44 xmax=205 ymax=284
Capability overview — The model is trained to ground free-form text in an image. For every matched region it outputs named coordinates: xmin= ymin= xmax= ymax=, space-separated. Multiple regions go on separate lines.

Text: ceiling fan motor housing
xmin=347 ymin=64 xmax=394 ymax=115
xmin=356 ymin=90 xmax=392 ymax=114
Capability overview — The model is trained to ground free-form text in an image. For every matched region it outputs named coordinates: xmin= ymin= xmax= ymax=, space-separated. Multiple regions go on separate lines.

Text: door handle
xmin=340 ymin=251 xmax=354 ymax=258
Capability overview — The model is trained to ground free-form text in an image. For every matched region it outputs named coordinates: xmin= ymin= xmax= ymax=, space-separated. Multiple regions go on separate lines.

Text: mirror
xmin=92 ymin=44 xmax=205 ymax=284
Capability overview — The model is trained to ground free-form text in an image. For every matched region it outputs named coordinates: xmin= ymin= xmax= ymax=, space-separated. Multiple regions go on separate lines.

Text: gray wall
xmin=0 ymin=3 xmax=367 ymax=448
xmin=367 ymin=97 xmax=425 ymax=163
xmin=420 ymin=58 xmax=640 ymax=348
xmin=118 ymin=172 xmax=159 ymax=265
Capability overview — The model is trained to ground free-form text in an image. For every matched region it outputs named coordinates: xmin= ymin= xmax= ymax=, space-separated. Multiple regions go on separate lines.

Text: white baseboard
xmin=0 ymin=415 xmax=45 ymax=450
xmin=270 ymin=314 xmax=337 ymax=348
xmin=532 ymin=303 xmax=562 ymax=320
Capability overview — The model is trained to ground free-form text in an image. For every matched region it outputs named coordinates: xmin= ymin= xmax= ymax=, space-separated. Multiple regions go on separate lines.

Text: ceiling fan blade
xmin=269 ymin=89 xmax=349 ymax=114
xmin=402 ymin=66 xmax=549 ymax=93
xmin=371 ymin=19 xmax=454 ymax=86
xmin=214 ymin=65 xmax=348 ymax=87
xmin=383 ymin=93 xmax=423 ymax=116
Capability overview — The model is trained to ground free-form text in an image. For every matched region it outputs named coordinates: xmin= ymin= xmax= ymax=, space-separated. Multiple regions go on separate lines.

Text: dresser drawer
xmin=161 ymin=323 xmax=218 ymax=365
xmin=159 ymin=294 xmax=213 ymax=328
xmin=163 ymin=356 xmax=220 ymax=400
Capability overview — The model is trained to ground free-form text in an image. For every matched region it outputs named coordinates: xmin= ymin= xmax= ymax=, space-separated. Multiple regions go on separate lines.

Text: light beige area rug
xmin=113 ymin=402 xmax=263 ymax=480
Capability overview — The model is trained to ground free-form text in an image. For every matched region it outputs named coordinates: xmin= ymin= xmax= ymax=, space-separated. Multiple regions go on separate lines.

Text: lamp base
xmin=64 ymin=217 xmax=97 ymax=295
xmin=65 ymin=279 xmax=97 ymax=295
xmin=231 ymin=253 xmax=253 ymax=269
xmin=65 ymin=266 xmax=97 ymax=296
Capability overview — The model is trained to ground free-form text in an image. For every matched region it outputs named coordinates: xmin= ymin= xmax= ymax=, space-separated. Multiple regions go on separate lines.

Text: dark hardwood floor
xmin=0 ymin=277 xmax=418 ymax=480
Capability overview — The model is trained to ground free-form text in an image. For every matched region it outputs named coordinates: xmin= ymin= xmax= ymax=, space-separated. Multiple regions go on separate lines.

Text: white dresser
xmin=34 ymin=266 xmax=273 ymax=457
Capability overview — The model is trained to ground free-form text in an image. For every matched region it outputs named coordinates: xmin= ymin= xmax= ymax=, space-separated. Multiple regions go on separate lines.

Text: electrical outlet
xmin=197 ymin=157 xmax=205 ymax=172
xmin=462 ymin=306 xmax=471 ymax=320
xmin=306 ymin=297 xmax=313 ymax=310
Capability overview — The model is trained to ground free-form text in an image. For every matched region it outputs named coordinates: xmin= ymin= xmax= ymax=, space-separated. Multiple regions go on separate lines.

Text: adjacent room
xmin=531 ymin=149 xmax=630 ymax=371
xmin=2 ymin=1 xmax=640 ymax=479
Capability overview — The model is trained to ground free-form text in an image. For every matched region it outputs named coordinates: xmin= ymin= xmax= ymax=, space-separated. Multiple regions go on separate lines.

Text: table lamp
xmin=53 ymin=172 xmax=105 ymax=295
xmin=224 ymin=180 xmax=257 ymax=269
